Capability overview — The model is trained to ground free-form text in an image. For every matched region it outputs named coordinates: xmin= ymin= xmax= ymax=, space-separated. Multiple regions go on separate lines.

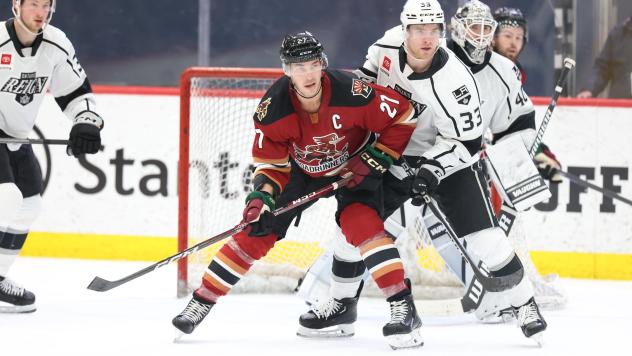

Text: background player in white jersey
xmin=492 ymin=6 xmax=562 ymax=184
xmin=0 ymin=0 xmax=104 ymax=313
xmin=297 ymin=0 xmax=546 ymax=344
xmin=488 ymin=5 xmax=567 ymax=310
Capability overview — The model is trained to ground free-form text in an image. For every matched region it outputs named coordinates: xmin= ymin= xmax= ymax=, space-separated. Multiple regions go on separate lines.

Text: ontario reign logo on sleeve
xmin=1 ymin=72 xmax=49 ymax=106
xmin=452 ymin=85 xmax=471 ymax=105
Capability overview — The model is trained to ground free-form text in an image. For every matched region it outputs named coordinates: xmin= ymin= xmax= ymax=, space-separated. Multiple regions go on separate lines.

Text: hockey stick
xmin=0 ymin=138 xmax=69 ymax=145
xmin=559 ymin=169 xmax=632 ymax=206
xmin=528 ymin=57 xmax=575 ymax=157
xmin=421 ymin=194 xmax=523 ymax=292
xmin=399 ymin=159 xmax=521 ymax=292
xmin=0 ymin=137 xmax=105 ymax=157
xmin=498 ymin=57 xmax=576 ymax=236
xmin=87 ymin=175 xmax=352 ymax=292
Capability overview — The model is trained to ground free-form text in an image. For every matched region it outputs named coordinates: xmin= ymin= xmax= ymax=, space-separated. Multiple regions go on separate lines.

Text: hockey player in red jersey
xmin=172 ymin=31 xmax=423 ymax=349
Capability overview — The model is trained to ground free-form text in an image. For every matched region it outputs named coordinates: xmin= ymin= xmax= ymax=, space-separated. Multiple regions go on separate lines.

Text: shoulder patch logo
xmin=255 ymin=97 xmax=272 ymax=121
xmin=382 ymin=56 xmax=391 ymax=71
xmin=452 ymin=85 xmax=471 ymax=105
xmin=351 ymin=79 xmax=372 ymax=99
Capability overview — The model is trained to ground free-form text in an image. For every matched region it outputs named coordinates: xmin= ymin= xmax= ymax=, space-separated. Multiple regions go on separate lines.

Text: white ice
xmin=2 ymin=257 xmax=631 ymax=356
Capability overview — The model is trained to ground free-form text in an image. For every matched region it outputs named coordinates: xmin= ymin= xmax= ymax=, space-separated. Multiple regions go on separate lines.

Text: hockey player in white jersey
xmin=297 ymin=0 xmax=546 ymax=345
xmin=0 ymin=0 xmax=104 ymax=313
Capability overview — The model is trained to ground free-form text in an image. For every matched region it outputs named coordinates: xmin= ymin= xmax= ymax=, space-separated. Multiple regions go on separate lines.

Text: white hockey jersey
xmin=0 ymin=19 xmax=99 ymax=138
xmin=446 ymin=40 xmax=536 ymax=146
xmin=356 ymin=26 xmax=484 ymax=180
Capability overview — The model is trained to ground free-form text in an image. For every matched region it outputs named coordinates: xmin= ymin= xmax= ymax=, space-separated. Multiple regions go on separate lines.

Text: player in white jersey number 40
xmin=0 ymin=0 xmax=104 ymax=313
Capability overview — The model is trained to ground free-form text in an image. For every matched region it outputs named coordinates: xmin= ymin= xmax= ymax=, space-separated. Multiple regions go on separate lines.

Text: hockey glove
xmin=342 ymin=146 xmax=393 ymax=191
xmin=534 ymin=143 xmax=562 ymax=183
xmin=67 ymin=112 xmax=103 ymax=157
xmin=410 ymin=161 xmax=441 ymax=206
xmin=243 ymin=191 xmax=276 ymax=237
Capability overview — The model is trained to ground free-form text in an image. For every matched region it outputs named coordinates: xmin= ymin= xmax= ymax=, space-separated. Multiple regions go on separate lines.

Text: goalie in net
xmin=296 ymin=0 xmax=552 ymax=345
xmin=173 ymin=31 xmax=428 ymax=349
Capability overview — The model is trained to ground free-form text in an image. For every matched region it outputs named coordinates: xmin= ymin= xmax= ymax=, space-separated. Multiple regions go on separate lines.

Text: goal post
xmin=178 ymin=67 xmax=284 ymax=296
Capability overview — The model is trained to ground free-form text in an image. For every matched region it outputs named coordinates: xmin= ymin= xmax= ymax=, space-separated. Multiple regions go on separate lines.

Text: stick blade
xmin=87 ymin=276 xmax=117 ymax=292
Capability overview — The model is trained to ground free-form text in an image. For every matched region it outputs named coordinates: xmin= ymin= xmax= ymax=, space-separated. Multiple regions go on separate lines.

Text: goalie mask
xmin=12 ymin=0 xmax=56 ymax=35
xmin=280 ymin=31 xmax=328 ymax=76
xmin=451 ymin=0 xmax=497 ymax=64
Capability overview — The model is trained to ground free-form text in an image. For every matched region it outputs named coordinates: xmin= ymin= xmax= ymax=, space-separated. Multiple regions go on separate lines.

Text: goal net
xmin=178 ymin=67 xmax=564 ymax=311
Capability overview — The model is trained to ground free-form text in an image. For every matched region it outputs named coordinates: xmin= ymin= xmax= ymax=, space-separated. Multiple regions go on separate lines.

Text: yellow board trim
xmin=21 ymin=231 xmax=632 ymax=280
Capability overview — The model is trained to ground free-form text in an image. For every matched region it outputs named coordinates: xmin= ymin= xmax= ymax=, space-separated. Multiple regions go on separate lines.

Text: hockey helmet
xmin=493 ymin=7 xmax=528 ymax=43
xmin=13 ymin=0 xmax=56 ymax=35
xmin=400 ymin=0 xmax=445 ymax=34
xmin=451 ymin=0 xmax=497 ymax=64
xmin=280 ymin=31 xmax=328 ymax=75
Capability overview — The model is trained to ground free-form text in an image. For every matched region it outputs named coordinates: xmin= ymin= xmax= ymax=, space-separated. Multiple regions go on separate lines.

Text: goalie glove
xmin=243 ymin=191 xmax=276 ymax=237
xmin=534 ymin=143 xmax=562 ymax=183
xmin=67 ymin=112 xmax=103 ymax=157
xmin=341 ymin=145 xmax=393 ymax=191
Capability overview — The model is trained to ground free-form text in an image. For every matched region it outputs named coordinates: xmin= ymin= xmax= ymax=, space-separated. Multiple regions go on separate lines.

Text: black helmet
xmin=280 ymin=31 xmax=327 ymax=65
xmin=493 ymin=7 xmax=528 ymax=43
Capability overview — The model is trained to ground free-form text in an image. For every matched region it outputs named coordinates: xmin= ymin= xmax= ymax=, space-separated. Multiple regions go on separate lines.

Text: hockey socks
xmin=194 ymin=232 xmax=277 ymax=303
xmin=340 ymin=203 xmax=407 ymax=298
xmin=0 ymin=228 xmax=27 ymax=277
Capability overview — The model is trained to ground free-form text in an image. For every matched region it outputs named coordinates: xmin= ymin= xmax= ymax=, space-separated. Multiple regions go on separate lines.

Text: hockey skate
xmin=0 ymin=277 xmax=36 ymax=313
xmin=383 ymin=293 xmax=423 ymax=350
xmin=297 ymin=295 xmax=358 ymax=337
xmin=515 ymin=297 xmax=547 ymax=346
xmin=172 ymin=297 xmax=214 ymax=339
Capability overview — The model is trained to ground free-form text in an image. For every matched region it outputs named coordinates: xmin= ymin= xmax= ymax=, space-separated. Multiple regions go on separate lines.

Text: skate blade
xmin=386 ymin=327 xmax=424 ymax=350
xmin=173 ymin=328 xmax=186 ymax=343
xmin=296 ymin=324 xmax=354 ymax=338
xmin=0 ymin=304 xmax=36 ymax=313
xmin=529 ymin=331 xmax=544 ymax=347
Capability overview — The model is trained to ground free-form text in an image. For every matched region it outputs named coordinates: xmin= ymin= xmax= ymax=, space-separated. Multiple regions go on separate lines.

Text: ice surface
xmin=2 ymin=257 xmax=631 ymax=356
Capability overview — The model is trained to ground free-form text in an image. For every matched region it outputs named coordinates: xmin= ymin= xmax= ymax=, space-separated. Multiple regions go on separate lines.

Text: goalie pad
xmin=485 ymin=135 xmax=550 ymax=211
xmin=296 ymin=228 xmax=366 ymax=304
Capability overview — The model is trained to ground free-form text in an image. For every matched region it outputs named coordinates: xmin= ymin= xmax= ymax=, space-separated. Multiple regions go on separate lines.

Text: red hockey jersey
xmin=251 ymin=69 xmax=415 ymax=192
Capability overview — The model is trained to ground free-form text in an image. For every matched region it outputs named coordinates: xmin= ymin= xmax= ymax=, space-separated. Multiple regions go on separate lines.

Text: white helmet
xmin=13 ymin=0 xmax=56 ymax=35
xmin=451 ymin=0 xmax=497 ymax=64
xmin=400 ymin=0 xmax=445 ymax=33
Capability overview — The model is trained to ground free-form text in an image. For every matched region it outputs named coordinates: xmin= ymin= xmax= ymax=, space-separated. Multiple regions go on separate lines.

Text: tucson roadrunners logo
xmin=293 ymin=133 xmax=349 ymax=173
xmin=1 ymin=72 xmax=49 ymax=106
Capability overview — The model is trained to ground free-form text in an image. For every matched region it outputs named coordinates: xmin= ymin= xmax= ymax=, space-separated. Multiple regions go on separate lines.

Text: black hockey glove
xmin=410 ymin=162 xmax=441 ymax=206
xmin=534 ymin=143 xmax=562 ymax=183
xmin=342 ymin=145 xmax=393 ymax=191
xmin=243 ymin=191 xmax=276 ymax=237
xmin=67 ymin=113 xmax=103 ymax=157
